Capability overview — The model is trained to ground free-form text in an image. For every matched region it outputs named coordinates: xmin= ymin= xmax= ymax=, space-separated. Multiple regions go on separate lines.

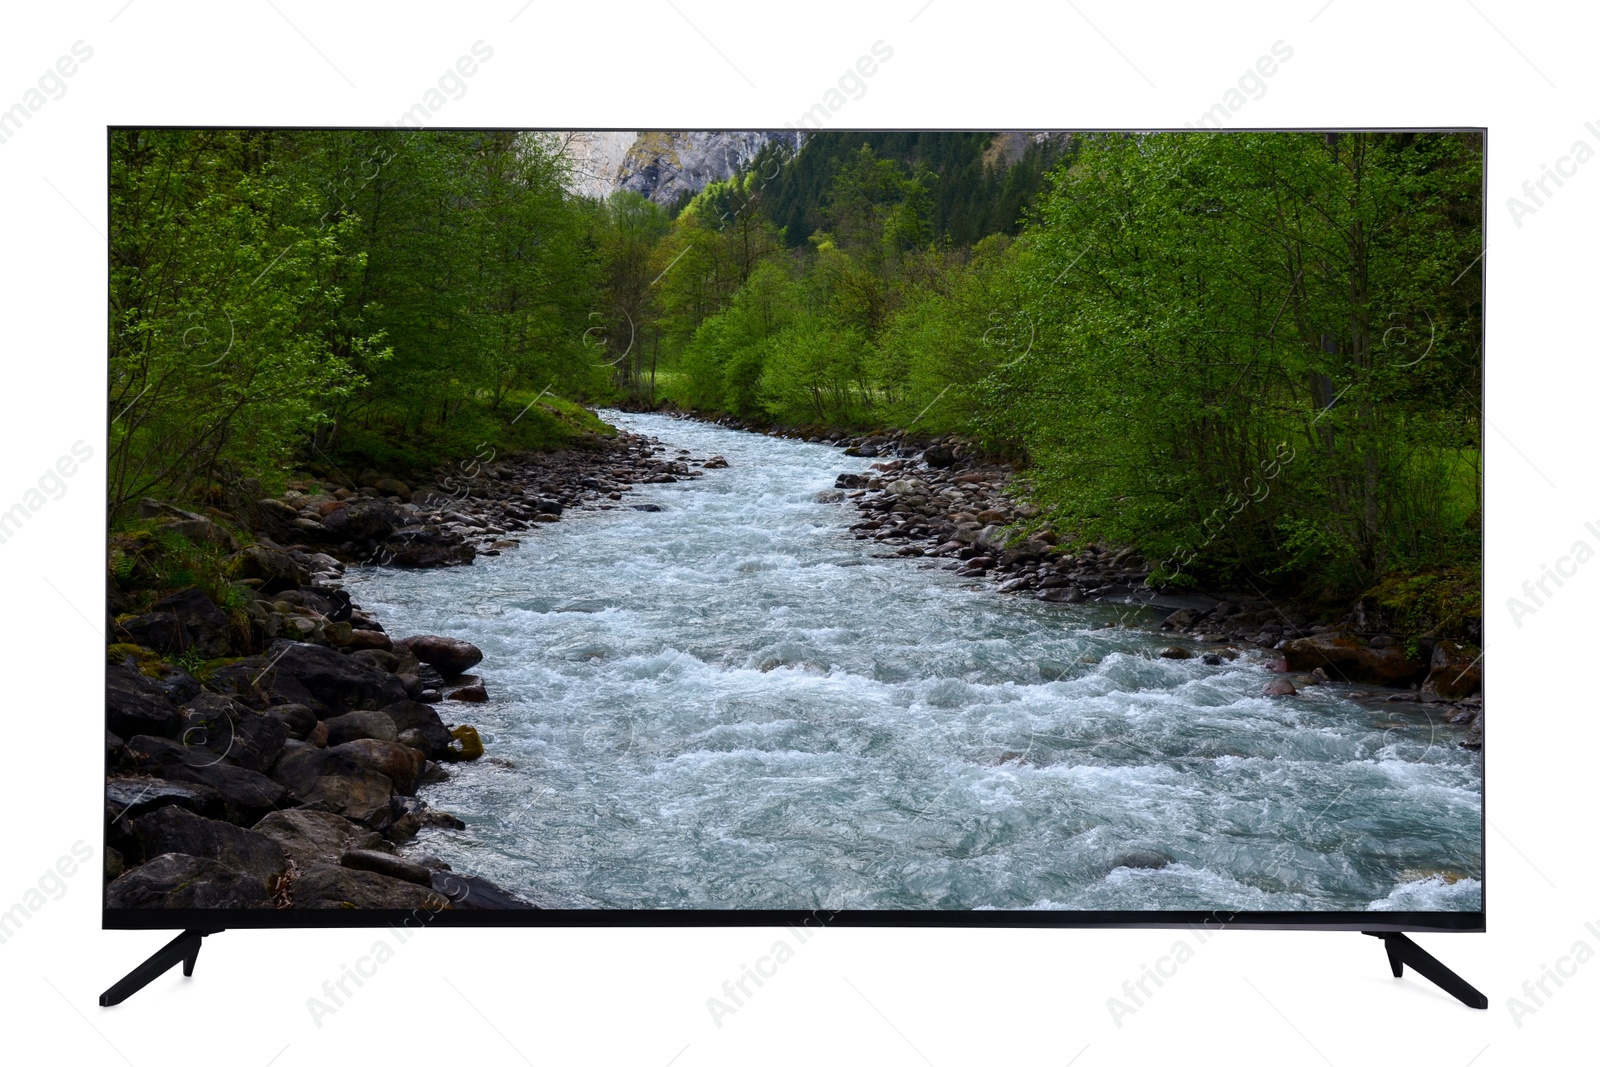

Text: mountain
xmin=552 ymin=131 xmax=803 ymax=206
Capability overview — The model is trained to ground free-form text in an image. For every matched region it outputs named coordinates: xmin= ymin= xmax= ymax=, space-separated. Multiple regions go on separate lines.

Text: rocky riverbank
xmin=675 ymin=412 xmax=1484 ymax=750
xmin=105 ymin=426 xmax=732 ymax=911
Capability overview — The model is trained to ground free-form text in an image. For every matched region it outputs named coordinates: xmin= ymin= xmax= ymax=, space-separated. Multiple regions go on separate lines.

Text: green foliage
xmin=109 ymin=129 xmax=608 ymax=520
xmin=1363 ymin=565 xmax=1482 ymax=640
xmin=1029 ymin=133 xmax=1481 ymax=593
xmin=326 ymin=390 xmax=609 ymax=478
xmin=652 ymin=131 xmax=1482 ymax=603
xmin=108 ymin=522 xmax=247 ymax=632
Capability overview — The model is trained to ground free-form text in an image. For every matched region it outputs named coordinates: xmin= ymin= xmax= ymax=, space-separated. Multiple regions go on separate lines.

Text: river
xmin=346 ymin=411 xmax=1483 ymax=912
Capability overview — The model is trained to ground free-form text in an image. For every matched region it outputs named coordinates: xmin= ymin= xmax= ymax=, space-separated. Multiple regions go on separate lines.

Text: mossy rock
xmin=192 ymin=657 xmax=243 ymax=684
xmin=107 ymin=643 xmax=166 ymax=678
xmin=1357 ymin=565 xmax=1482 ymax=641
xmin=444 ymin=724 xmax=484 ymax=761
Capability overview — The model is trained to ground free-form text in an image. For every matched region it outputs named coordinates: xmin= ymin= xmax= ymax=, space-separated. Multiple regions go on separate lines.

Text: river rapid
xmin=347 ymin=412 xmax=1483 ymax=913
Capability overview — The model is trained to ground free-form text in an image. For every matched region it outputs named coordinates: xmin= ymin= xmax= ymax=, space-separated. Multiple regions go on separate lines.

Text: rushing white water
xmin=348 ymin=412 xmax=1483 ymax=912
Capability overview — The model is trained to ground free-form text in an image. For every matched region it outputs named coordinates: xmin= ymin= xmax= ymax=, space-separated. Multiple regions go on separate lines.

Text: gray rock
xmin=106 ymin=665 xmax=184 ymax=740
xmin=106 ymin=775 xmax=223 ymax=822
xmin=258 ymin=641 xmax=409 ymax=715
xmin=267 ymin=703 xmax=318 ymax=741
xmin=291 ymin=865 xmax=450 ymax=910
xmin=339 ymin=848 xmax=433 ymax=886
xmin=323 ymin=710 xmax=400 ymax=746
xmin=380 ymin=701 xmax=451 ymax=758
xmin=179 ymin=693 xmax=286 ymax=773
xmin=252 ymin=808 xmax=391 ymax=870
xmin=131 ymin=806 xmax=286 ymax=892
xmin=395 ymin=635 xmax=483 ymax=677
xmin=229 ymin=544 xmax=309 ymax=593
xmin=149 ymin=586 xmax=232 ymax=658
xmin=106 ymin=853 xmax=272 ymax=909
xmin=123 ymin=736 xmax=287 ymax=823
xmin=430 ymin=871 xmax=538 ymax=910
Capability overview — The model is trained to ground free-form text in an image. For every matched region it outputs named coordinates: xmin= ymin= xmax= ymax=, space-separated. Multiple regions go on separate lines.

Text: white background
xmin=0 ymin=2 xmax=1593 ymax=1064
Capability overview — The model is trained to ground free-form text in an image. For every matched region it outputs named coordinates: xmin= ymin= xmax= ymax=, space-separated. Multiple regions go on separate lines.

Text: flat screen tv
xmin=101 ymin=126 xmax=1486 ymax=1009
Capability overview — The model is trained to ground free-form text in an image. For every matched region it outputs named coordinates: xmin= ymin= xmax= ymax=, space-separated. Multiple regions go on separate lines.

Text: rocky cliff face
xmin=554 ymin=130 xmax=802 ymax=205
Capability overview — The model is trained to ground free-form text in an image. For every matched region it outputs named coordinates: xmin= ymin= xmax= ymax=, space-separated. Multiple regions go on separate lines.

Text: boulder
xmin=323 ymin=710 xmax=400 ymax=746
xmin=922 ymin=443 xmax=956 ymax=468
xmin=1281 ymin=633 xmax=1427 ymax=686
xmin=106 ymin=775 xmax=224 ymax=821
xmin=258 ymin=641 xmax=409 ymax=715
xmin=339 ymin=848 xmax=434 ymax=886
xmin=350 ymin=648 xmax=400 ymax=673
xmin=385 ymin=530 xmax=476 ymax=568
xmin=396 ymin=635 xmax=483 ymax=677
xmin=267 ymin=703 xmax=318 ymax=741
xmin=1420 ymin=641 xmax=1483 ymax=701
xmin=447 ymin=683 xmax=488 ymax=702
xmin=115 ymin=612 xmax=186 ymax=655
xmin=1112 ymin=850 xmax=1172 ymax=871
xmin=250 ymin=498 xmax=303 ymax=540
xmin=299 ymin=769 xmax=395 ymax=829
xmin=269 ymin=744 xmax=396 ymax=827
xmin=131 ymin=806 xmax=286 ymax=892
xmin=178 ymin=693 xmax=286 ymax=773
xmin=106 ymin=665 xmax=184 ymax=740
xmin=430 ymin=871 xmax=538 ymax=910
xmin=123 ymin=736 xmax=288 ymax=824
xmin=443 ymin=724 xmax=484 ymax=762
xmin=317 ymin=501 xmax=402 ymax=544
xmin=1004 ymin=541 xmax=1050 ymax=567
xmin=149 ymin=586 xmax=232 ymax=658
xmin=229 ymin=544 xmax=310 ymax=594
xmin=162 ymin=517 xmax=237 ymax=552
xmin=379 ymin=701 xmax=452 ymax=759
xmin=334 ymin=739 xmax=425 ymax=795
xmin=252 ymin=808 xmax=391 ymax=870
xmin=105 ymin=853 xmax=272 ymax=909
xmin=290 ymin=865 xmax=449 ymax=910
xmin=343 ymin=629 xmax=394 ymax=652
xmin=1262 ymin=678 xmax=1297 ymax=696
xmin=1158 ymin=647 xmax=1192 ymax=660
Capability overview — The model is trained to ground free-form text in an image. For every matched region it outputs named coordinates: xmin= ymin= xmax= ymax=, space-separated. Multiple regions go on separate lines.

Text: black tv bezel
xmin=102 ymin=124 xmax=1486 ymax=937
xmin=103 ymin=909 xmax=1484 ymax=933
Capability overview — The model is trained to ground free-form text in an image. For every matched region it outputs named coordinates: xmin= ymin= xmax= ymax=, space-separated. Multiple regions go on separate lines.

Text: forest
xmin=108 ymin=128 xmax=1482 ymax=609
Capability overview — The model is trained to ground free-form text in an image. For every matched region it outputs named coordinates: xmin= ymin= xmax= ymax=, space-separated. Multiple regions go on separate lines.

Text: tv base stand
xmin=1363 ymin=931 xmax=1487 ymax=1009
xmin=100 ymin=929 xmax=224 ymax=1007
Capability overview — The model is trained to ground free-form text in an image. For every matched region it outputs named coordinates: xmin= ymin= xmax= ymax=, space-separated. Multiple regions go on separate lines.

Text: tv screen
xmin=104 ymin=128 xmax=1483 ymax=934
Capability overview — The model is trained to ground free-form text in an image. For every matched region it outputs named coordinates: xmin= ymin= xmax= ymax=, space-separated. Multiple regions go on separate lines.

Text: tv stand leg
xmin=1363 ymin=931 xmax=1487 ymax=1009
xmin=100 ymin=929 xmax=224 ymax=1007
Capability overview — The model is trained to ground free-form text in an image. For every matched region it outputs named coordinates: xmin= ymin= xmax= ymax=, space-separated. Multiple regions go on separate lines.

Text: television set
xmin=101 ymin=126 xmax=1485 ymax=1009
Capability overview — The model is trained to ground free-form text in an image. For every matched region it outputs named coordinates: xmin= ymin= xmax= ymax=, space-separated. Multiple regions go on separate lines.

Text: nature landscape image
xmin=104 ymin=129 xmax=1483 ymax=914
